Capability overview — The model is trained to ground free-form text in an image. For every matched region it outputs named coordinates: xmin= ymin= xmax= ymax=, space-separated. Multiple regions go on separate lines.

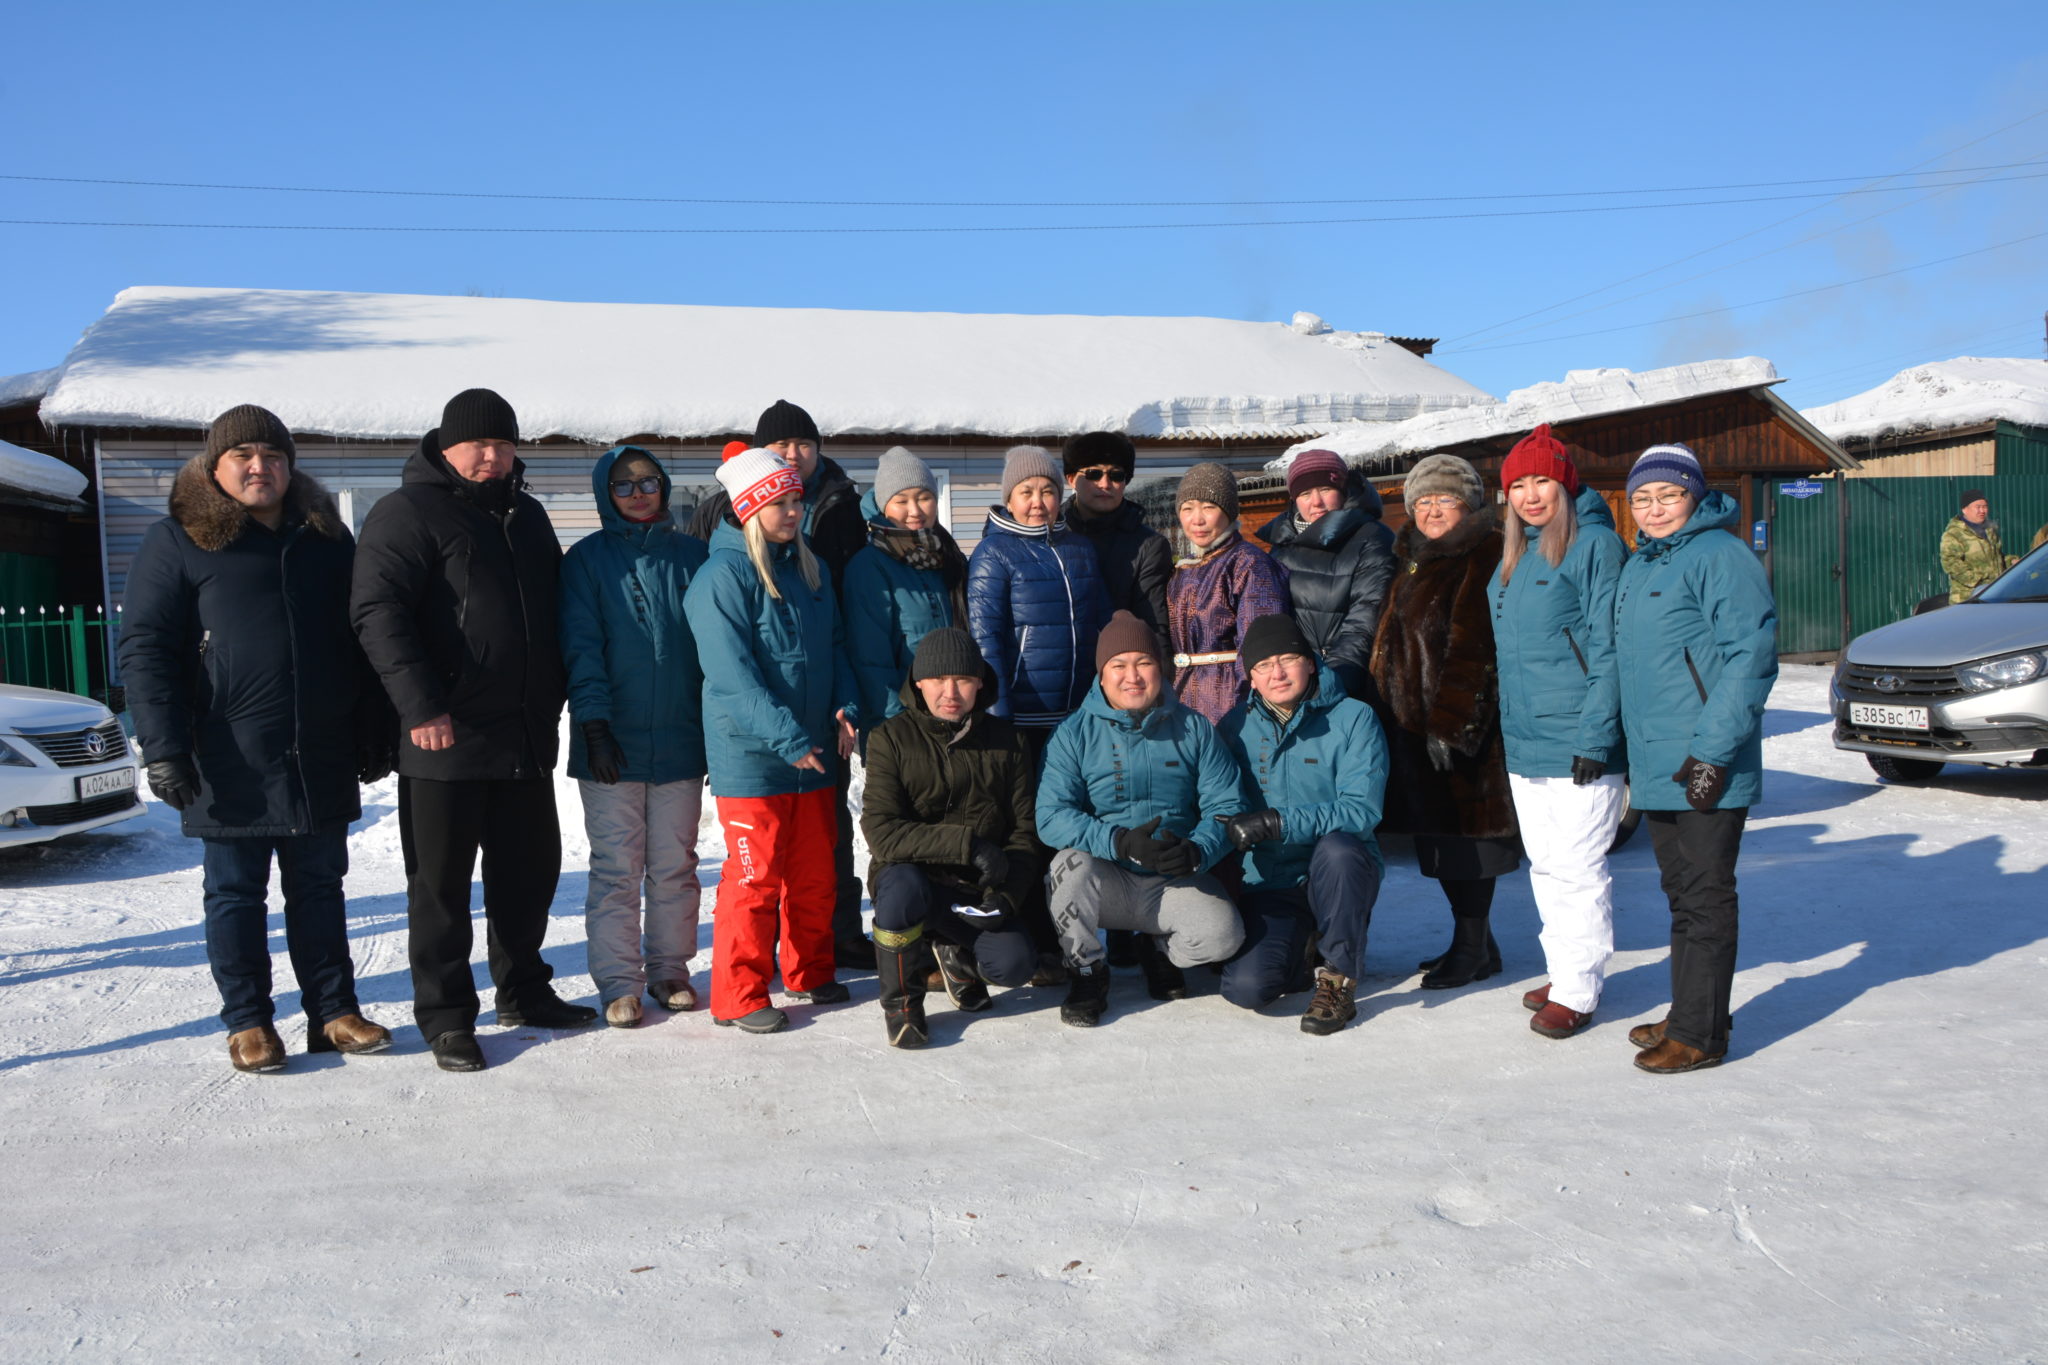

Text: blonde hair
xmin=743 ymin=508 xmax=820 ymax=600
xmin=1500 ymin=487 xmax=1580 ymax=581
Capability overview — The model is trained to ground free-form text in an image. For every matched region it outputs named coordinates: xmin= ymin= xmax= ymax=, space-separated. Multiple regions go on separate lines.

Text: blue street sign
xmin=1779 ymin=479 xmax=1824 ymax=499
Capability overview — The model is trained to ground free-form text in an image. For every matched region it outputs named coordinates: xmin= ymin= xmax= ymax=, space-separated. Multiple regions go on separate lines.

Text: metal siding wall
xmin=1841 ymin=473 xmax=2048 ymax=637
xmin=1768 ymin=480 xmax=1844 ymax=654
xmin=1996 ymin=423 xmax=2048 ymax=476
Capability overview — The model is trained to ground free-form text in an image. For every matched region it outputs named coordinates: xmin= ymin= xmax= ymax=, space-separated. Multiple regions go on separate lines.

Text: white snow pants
xmin=579 ymin=778 xmax=705 ymax=1003
xmin=1507 ymin=772 xmax=1625 ymax=1013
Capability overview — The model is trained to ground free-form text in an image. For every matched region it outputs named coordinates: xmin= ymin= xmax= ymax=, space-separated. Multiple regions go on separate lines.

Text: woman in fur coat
xmin=1369 ymin=454 xmax=1520 ymax=991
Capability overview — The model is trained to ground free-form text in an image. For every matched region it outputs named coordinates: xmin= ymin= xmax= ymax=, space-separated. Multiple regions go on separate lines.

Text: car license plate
xmin=77 ymin=766 xmax=137 ymax=800
xmin=1849 ymin=702 xmax=1930 ymax=731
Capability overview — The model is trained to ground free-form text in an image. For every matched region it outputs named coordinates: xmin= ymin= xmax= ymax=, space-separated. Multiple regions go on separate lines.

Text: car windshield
xmin=1971 ymin=541 xmax=2048 ymax=603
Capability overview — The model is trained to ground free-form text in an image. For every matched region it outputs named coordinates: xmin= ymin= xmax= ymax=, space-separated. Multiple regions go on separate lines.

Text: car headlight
xmin=0 ymin=737 xmax=39 ymax=768
xmin=1956 ymin=650 xmax=2048 ymax=692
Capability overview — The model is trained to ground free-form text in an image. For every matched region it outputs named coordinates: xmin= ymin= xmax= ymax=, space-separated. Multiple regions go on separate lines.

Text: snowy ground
xmin=1 ymin=664 xmax=2043 ymax=1362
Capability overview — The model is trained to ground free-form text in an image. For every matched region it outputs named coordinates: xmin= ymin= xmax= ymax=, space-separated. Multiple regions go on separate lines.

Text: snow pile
xmin=1803 ymin=356 xmax=2048 ymax=444
xmin=0 ymin=439 xmax=88 ymax=504
xmin=1275 ymin=357 xmax=1783 ymax=468
xmin=0 ymin=366 xmax=59 ymax=408
xmin=39 ymin=287 xmax=1495 ymax=444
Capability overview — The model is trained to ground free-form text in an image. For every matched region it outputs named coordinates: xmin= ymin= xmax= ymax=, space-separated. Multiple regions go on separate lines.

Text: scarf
xmin=870 ymin=520 xmax=971 ymax=625
xmin=1175 ymin=528 xmax=1239 ymax=570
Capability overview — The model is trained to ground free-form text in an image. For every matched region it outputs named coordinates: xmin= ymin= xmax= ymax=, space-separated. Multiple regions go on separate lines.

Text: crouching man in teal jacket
xmin=1038 ymin=611 xmax=1247 ymax=1028
xmin=1215 ymin=614 xmax=1387 ymax=1035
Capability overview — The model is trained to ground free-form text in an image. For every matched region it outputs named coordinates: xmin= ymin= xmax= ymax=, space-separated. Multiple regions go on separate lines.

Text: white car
xmin=0 ymin=683 xmax=145 ymax=846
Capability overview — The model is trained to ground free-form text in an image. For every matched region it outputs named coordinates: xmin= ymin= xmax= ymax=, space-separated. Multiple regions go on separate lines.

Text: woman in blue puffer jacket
xmin=967 ymin=445 xmax=1112 ymax=754
xmin=1613 ymin=443 xmax=1776 ymax=1076
xmin=560 ymin=445 xmax=710 ymax=1028
xmin=1486 ymin=426 xmax=1626 ymax=1044
xmin=842 ymin=448 xmax=968 ymax=737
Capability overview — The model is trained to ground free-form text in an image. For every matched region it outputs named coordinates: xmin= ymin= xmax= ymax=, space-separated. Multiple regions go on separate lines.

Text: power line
xmin=6 ymin=173 xmax=2048 ymax=238
xmin=4 ymin=160 xmax=2046 ymax=209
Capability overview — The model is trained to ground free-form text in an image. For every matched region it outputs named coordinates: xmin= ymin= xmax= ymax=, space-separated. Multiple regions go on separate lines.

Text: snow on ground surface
xmin=2 ymin=665 xmax=2044 ymax=1361
xmin=37 ymin=287 xmax=1495 ymax=445
xmin=1803 ymin=356 xmax=2048 ymax=445
xmin=1274 ymin=357 xmax=1787 ymax=469
xmin=0 ymin=438 xmax=88 ymax=503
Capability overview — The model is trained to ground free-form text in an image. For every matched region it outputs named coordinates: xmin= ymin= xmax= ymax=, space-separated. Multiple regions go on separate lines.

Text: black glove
xmin=1216 ymin=809 xmax=1284 ymax=852
xmin=1673 ymin=755 xmax=1728 ymax=813
xmin=960 ymin=901 xmax=1012 ymax=935
xmin=1570 ymin=755 xmax=1605 ymax=787
xmin=145 ymin=756 xmax=201 ymax=811
xmin=1426 ymin=735 xmax=1455 ymax=773
xmin=582 ymin=720 xmax=624 ymax=785
xmin=1151 ymin=834 xmax=1199 ymax=879
xmin=968 ymin=837 xmax=1010 ymax=889
xmin=356 ymin=732 xmax=396 ymax=785
xmin=1113 ymin=816 xmax=1177 ymax=872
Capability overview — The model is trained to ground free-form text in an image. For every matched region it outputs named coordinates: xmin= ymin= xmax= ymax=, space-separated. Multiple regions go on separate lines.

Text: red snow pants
xmin=710 ymin=787 xmax=838 ymax=1019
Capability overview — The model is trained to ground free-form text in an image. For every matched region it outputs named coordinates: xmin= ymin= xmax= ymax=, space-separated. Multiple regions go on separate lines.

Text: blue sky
xmin=5 ymin=0 xmax=2045 ymax=409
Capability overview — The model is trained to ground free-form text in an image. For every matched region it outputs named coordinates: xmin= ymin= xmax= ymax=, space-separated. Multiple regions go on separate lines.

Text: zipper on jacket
xmin=1682 ymin=647 xmax=1708 ymax=704
xmin=279 ymin=527 xmax=314 ymax=833
xmin=503 ymin=506 xmax=534 ymax=777
xmin=1562 ymin=626 xmax=1589 ymax=676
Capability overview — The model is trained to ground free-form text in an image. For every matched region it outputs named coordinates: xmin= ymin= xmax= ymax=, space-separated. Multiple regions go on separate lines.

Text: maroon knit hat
xmin=1095 ymin=610 xmax=1162 ymax=671
xmin=1499 ymin=423 xmax=1580 ymax=494
xmin=1287 ymin=449 xmax=1348 ymax=499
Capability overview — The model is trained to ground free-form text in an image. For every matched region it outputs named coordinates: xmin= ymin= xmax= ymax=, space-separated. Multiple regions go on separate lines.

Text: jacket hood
xmin=984 ymin=506 xmax=1067 ymax=539
xmin=1394 ymin=507 xmax=1501 ymax=566
xmin=403 ymin=428 xmax=530 ymax=494
xmin=1633 ymin=489 xmax=1740 ymax=557
xmin=168 ymin=456 xmax=343 ymax=551
xmin=589 ymin=445 xmax=673 ymax=536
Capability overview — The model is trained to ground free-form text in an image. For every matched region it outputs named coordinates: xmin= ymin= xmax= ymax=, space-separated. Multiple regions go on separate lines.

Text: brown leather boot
xmin=228 ymin=1024 xmax=288 ymax=1073
xmin=1634 ymin=1036 xmax=1726 ymax=1073
xmin=1522 ymin=983 xmax=1550 ymax=1012
xmin=1530 ymin=1000 xmax=1593 ymax=1039
xmin=1628 ymin=1018 xmax=1669 ymax=1050
xmin=312 ymin=1014 xmax=393 ymax=1055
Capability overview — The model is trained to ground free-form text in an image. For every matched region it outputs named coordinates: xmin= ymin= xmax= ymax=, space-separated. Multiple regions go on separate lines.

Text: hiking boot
xmin=1522 ymin=983 xmax=1550 ymax=1012
xmin=228 ymin=1024 xmax=287 ymax=1073
xmin=875 ymin=931 xmax=931 ymax=1050
xmin=429 ymin=1030 xmax=487 ymax=1072
xmin=649 ymin=980 xmax=697 ymax=1013
xmin=1418 ymin=930 xmax=1501 ymax=976
xmin=1105 ymin=929 xmax=1141 ymax=968
xmin=1300 ymin=968 xmax=1358 ymax=1036
xmin=1421 ymin=918 xmax=1498 ymax=990
xmin=1633 ymin=1036 xmax=1726 ymax=1074
xmin=785 ymin=981 xmax=851 ymax=1005
xmin=1029 ymin=953 xmax=1068 ymax=988
xmin=1060 ymin=962 xmax=1111 ymax=1028
xmin=712 ymin=1007 xmax=789 ymax=1034
xmin=933 ymin=943 xmax=992 ymax=1012
xmin=309 ymin=1013 xmax=392 ymax=1055
xmin=1133 ymin=935 xmax=1187 ymax=1001
xmin=605 ymin=996 xmax=643 ymax=1028
xmin=497 ymin=993 xmax=598 ymax=1029
xmin=1530 ymin=1000 xmax=1593 ymax=1039
xmin=1628 ymin=1018 xmax=1669 ymax=1050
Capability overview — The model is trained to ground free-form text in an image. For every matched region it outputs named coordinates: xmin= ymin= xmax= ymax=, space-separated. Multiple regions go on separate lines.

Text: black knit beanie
xmin=1240 ymin=613 xmax=1315 ymax=672
xmin=439 ymin=388 xmax=519 ymax=446
xmin=1959 ymin=488 xmax=1987 ymax=509
xmin=753 ymin=399 xmax=820 ymax=447
xmin=910 ymin=627 xmax=986 ymax=682
xmin=1063 ymin=431 xmax=1136 ymax=477
xmin=205 ymin=404 xmax=295 ymax=465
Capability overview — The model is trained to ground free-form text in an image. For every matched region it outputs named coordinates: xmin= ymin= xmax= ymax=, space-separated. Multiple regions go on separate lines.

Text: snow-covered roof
xmin=0 ymin=367 xmax=58 ymax=408
xmin=36 ymin=288 xmax=1495 ymax=444
xmin=0 ymin=439 xmax=88 ymax=508
xmin=1802 ymin=357 xmax=2048 ymax=445
xmin=1279 ymin=357 xmax=1786 ymax=467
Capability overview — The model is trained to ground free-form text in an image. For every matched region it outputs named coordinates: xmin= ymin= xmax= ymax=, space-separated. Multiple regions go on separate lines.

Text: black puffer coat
xmin=120 ymin=462 xmax=385 ymax=837
xmin=860 ymin=674 xmax=1041 ymax=915
xmin=349 ymin=433 xmax=565 ymax=781
xmin=686 ymin=453 xmax=866 ymax=587
xmin=1062 ymin=496 xmax=1172 ymax=634
xmin=1256 ymin=474 xmax=1395 ymax=698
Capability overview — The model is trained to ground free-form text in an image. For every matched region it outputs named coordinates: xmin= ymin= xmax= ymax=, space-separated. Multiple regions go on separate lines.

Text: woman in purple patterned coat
xmin=1166 ymin=462 xmax=1291 ymax=724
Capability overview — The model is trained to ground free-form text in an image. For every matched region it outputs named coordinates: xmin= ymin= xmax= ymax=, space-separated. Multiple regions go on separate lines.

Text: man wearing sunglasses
xmin=1061 ymin=431 xmax=1171 ymax=636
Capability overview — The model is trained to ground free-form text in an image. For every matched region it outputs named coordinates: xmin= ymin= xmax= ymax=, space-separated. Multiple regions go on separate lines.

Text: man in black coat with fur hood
xmin=121 ymin=404 xmax=396 ymax=1074
xmin=350 ymin=388 xmax=594 ymax=1072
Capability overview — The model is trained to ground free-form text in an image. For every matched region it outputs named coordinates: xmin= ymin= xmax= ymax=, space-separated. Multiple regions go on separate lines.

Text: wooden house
xmin=1802 ymin=357 xmax=2048 ymax=478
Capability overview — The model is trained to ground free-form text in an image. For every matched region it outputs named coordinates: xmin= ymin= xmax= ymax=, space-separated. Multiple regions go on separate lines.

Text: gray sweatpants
xmin=1046 ymin=847 xmax=1243 ymax=971
xmin=579 ymin=778 xmax=705 ymax=1003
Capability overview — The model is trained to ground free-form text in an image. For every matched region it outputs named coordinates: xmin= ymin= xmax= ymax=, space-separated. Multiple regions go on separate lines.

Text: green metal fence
xmin=0 ymin=603 xmax=120 ymax=702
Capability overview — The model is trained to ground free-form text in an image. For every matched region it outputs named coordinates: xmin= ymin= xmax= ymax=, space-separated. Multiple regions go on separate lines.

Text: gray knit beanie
xmin=1177 ymin=462 xmax=1239 ymax=520
xmin=1001 ymin=445 xmax=1063 ymax=502
xmin=910 ymin=627 xmax=985 ymax=682
xmin=872 ymin=446 xmax=936 ymax=510
xmin=1404 ymin=454 xmax=1485 ymax=510
xmin=205 ymin=404 xmax=296 ymax=466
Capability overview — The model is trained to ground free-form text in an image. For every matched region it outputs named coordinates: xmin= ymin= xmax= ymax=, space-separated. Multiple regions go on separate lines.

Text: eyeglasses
xmin=609 ymin=476 xmax=663 ymax=497
xmin=1411 ymin=496 xmax=1465 ymax=511
xmin=1074 ymin=467 xmax=1129 ymax=485
xmin=1628 ymin=491 xmax=1693 ymax=510
xmin=1249 ymin=653 xmax=1307 ymax=677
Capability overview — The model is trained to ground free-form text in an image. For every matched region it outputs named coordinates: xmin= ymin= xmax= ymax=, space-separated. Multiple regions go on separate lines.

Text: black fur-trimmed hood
xmin=169 ymin=455 xmax=343 ymax=551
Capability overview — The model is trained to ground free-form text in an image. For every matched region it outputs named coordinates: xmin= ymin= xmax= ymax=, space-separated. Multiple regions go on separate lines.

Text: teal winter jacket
xmin=1613 ymin=491 xmax=1777 ymax=811
xmin=1486 ymin=486 xmax=1627 ymax=778
xmin=559 ymin=447 xmax=710 ymax=784
xmin=1220 ymin=663 xmax=1387 ymax=888
xmin=1036 ymin=681 xmax=1246 ymax=874
xmin=682 ymin=519 xmax=858 ymax=798
xmin=842 ymin=489 xmax=958 ymax=733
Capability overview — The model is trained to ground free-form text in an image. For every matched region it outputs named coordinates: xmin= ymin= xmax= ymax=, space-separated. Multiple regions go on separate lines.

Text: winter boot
xmin=874 ymin=926 xmax=931 ymax=1049
xmin=1105 ymin=929 xmax=1141 ymax=968
xmin=1529 ymin=1000 xmax=1593 ymax=1039
xmin=1060 ymin=961 xmax=1111 ymax=1028
xmin=605 ymin=996 xmax=643 ymax=1028
xmin=1420 ymin=916 xmax=1498 ymax=991
xmin=1628 ymin=1018 xmax=1669 ymax=1050
xmin=1133 ymin=934 xmax=1188 ymax=1001
xmin=1417 ymin=930 xmax=1501 ymax=977
xmin=1300 ymin=968 xmax=1358 ymax=1036
xmin=228 ymin=1024 xmax=287 ymax=1073
xmin=497 ymin=991 xmax=598 ymax=1029
xmin=1522 ymin=982 xmax=1550 ymax=1012
xmin=1633 ymin=1036 xmax=1725 ymax=1074
xmin=308 ymin=1013 xmax=392 ymax=1055
xmin=933 ymin=943 xmax=993 ymax=1012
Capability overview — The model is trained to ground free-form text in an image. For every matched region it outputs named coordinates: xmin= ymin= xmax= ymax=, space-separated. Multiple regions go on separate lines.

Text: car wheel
xmin=1608 ymin=782 xmax=1642 ymax=853
xmin=1866 ymin=753 xmax=1945 ymax=784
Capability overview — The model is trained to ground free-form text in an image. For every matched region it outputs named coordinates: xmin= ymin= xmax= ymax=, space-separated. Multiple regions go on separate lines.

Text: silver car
xmin=0 ymin=683 xmax=145 ymax=845
xmin=1831 ymin=541 xmax=2048 ymax=782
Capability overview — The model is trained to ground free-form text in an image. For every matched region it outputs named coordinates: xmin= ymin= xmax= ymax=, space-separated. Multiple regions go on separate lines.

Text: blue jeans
xmin=200 ymin=823 xmax=358 ymax=1032
xmin=1221 ymin=832 xmax=1382 ymax=1009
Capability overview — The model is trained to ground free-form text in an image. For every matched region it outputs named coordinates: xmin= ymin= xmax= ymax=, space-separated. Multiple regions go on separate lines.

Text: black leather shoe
xmin=497 ymin=994 xmax=598 ymax=1028
xmin=430 ymin=1030 xmax=487 ymax=1072
xmin=784 ymin=981 xmax=850 ymax=1004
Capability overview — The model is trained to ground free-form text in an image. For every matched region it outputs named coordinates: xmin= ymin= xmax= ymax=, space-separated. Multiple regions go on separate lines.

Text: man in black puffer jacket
xmin=350 ymin=388 xmax=593 ymax=1072
xmin=1060 ymin=431 xmax=1171 ymax=634
xmin=1256 ymin=449 xmax=1394 ymax=700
